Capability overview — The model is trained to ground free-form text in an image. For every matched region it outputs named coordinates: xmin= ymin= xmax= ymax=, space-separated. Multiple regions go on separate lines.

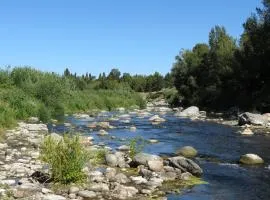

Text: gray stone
xmin=133 ymin=153 xmax=162 ymax=166
xmin=114 ymin=173 xmax=130 ymax=184
xmin=69 ymin=186 xmax=80 ymax=194
xmin=88 ymin=183 xmax=109 ymax=192
xmin=112 ymin=184 xmax=138 ymax=200
xmin=176 ymin=146 xmax=198 ymax=158
xmin=130 ymin=176 xmax=148 ymax=184
xmin=175 ymin=106 xmax=200 ymax=117
xmin=240 ymin=154 xmax=264 ymax=165
xmin=105 ymin=154 xmax=118 ymax=167
xmin=43 ymin=194 xmax=66 ymax=200
xmin=239 ymin=112 xmax=268 ymax=126
xmin=147 ymin=160 xmax=164 ymax=172
xmin=78 ymin=190 xmax=97 ymax=199
xmin=168 ymin=156 xmax=203 ymax=176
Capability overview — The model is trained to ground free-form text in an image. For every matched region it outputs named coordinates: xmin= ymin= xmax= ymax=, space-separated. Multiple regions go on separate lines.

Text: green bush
xmin=129 ymin=137 xmax=145 ymax=159
xmin=40 ymin=134 xmax=89 ymax=184
xmin=38 ymin=104 xmax=51 ymax=123
xmin=0 ymin=101 xmax=16 ymax=128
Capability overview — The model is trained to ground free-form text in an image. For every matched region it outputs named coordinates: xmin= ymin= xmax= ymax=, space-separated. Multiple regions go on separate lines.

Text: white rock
xmin=240 ymin=154 xmax=264 ymax=165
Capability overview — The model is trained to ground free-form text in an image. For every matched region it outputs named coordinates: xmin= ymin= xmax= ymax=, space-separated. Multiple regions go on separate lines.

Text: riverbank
xmin=0 ymin=111 xmax=206 ymax=200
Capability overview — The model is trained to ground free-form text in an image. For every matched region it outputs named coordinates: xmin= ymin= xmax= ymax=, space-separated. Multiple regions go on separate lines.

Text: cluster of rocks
xmin=103 ymin=151 xmax=203 ymax=198
xmin=0 ymin=120 xmax=204 ymax=200
xmin=238 ymin=112 xmax=270 ymax=127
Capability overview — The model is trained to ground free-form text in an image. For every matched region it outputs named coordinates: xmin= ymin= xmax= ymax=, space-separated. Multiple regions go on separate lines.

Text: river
xmin=50 ymin=111 xmax=270 ymax=200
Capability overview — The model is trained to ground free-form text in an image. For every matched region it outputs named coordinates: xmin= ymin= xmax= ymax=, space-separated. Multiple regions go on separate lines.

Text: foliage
xmin=129 ymin=137 xmax=145 ymax=159
xmin=40 ymin=134 xmax=89 ymax=184
xmin=172 ymin=1 xmax=270 ymax=112
xmin=88 ymin=148 xmax=107 ymax=165
xmin=0 ymin=66 xmax=146 ymax=127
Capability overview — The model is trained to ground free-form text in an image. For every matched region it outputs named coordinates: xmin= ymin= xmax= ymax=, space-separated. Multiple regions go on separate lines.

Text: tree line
xmin=63 ymin=68 xmax=173 ymax=92
xmin=171 ymin=0 xmax=270 ymax=112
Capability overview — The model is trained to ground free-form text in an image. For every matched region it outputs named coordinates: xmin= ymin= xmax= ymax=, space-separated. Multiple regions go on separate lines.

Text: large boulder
xmin=167 ymin=156 xmax=203 ymax=176
xmin=176 ymin=146 xmax=198 ymax=158
xmin=238 ymin=112 xmax=268 ymax=126
xmin=133 ymin=153 xmax=163 ymax=166
xmin=175 ymin=106 xmax=200 ymax=117
xmin=240 ymin=154 xmax=264 ymax=165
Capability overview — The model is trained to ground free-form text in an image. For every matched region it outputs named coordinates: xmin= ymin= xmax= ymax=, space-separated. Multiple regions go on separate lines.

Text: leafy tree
xmin=108 ymin=68 xmax=121 ymax=80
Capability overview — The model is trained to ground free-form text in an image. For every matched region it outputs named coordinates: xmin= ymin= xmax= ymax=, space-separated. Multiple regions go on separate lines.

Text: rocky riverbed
xmin=1 ymin=102 xmax=270 ymax=200
xmin=0 ymin=119 xmax=204 ymax=199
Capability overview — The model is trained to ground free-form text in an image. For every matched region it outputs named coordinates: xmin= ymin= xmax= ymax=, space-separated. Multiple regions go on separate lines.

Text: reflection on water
xmin=49 ymin=112 xmax=270 ymax=200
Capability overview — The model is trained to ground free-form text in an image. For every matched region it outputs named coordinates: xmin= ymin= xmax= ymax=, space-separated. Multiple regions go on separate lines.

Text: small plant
xmin=129 ymin=137 xmax=145 ymax=159
xmin=40 ymin=134 xmax=89 ymax=184
xmin=88 ymin=148 xmax=107 ymax=165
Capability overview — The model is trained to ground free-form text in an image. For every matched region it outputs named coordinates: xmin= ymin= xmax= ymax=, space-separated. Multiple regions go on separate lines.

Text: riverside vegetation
xmin=0 ymin=1 xmax=270 ymax=200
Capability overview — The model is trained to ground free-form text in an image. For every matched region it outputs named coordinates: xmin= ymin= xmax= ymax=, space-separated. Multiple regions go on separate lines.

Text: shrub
xmin=38 ymin=104 xmax=51 ymax=123
xmin=0 ymin=101 xmax=16 ymax=128
xmin=129 ymin=137 xmax=145 ymax=159
xmin=88 ymin=149 xmax=107 ymax=165
xmin=40 ymin=134 xmax=89 ymax=184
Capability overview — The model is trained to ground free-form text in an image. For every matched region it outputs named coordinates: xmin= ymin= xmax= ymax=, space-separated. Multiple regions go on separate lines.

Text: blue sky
xmin=0 ymin=0 xmax=261 ymax=76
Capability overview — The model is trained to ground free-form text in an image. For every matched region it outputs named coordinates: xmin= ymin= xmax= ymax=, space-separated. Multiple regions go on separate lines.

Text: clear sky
xmin=0 ymin=0 xmax=261 ymax=76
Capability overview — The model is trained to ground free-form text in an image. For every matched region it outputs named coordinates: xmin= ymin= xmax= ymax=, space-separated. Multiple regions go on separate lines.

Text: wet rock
xmin=241 ymin=128 xmax=254 ymax=135
xmin=149 ymin=139 xmax=159 ymax=144
xmin=176 ymin=146 xmax=198 ymax=158
xmin=98 ymin=129 xmax=109 ymax=136
xmin=73 ymin=113 xmax=90 ymax=119
xmin=175 ymin=106 xmax=200 ymax=117
xmin=168 ymin=156 xmax=203 ymax=176
xmin=239 ymin=112 xmax=268 ymax=126
xmin=240 ymin=154 xmax=264 ymax=165
xmin=148 ymin=160 xmax=164 ymax=172
xmin=133 ymin=153 xmax=163 ymax=166
xmin=130 ymin=126 xmax=137 ymax=131
xmin=149 ymin=115 xmax=166 ymax=122
xmin=97 ymin=122 xmax=111 ymax=129
xmin=175 ymin=106 xmax=199 ymax=117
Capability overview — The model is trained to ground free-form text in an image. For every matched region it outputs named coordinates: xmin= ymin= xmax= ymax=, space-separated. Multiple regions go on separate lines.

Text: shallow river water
xmin=50 ymin=112 xmax=270 ymax=200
